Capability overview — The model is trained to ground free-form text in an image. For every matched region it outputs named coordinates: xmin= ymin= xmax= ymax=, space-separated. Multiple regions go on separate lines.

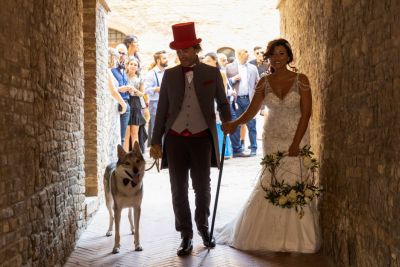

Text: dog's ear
xmin=117 ymin=144 xmax=127 ymax=159
xmin=133 ymin=141 xmax=141 ymax=154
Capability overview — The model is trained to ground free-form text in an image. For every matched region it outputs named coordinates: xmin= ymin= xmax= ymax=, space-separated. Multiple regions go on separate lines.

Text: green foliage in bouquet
xmin=260 ymin=145 xmax=323 ymax=218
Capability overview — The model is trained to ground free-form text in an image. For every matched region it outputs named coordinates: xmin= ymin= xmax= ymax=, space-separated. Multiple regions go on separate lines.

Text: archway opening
xmin=84 ymin=0 xmax=282 ymax=205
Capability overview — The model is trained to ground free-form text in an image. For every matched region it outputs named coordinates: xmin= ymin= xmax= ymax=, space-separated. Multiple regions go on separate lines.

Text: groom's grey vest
xmin=171 ymin=76 xmax=208 ymax=134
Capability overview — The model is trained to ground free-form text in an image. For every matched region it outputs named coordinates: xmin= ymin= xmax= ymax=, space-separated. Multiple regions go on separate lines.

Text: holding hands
xmin=221 ymin=120 xmax=239 ymax=135
xmin=128 ymin=86 xmax=144 ymax=97
xmin=129 ymin=87 xmax=139 ymax=96
xmin=222 ymin=121 xmax=301 ymax=157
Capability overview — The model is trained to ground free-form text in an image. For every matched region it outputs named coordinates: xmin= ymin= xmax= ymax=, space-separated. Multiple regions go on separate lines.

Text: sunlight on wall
xmin=106 ymin=0 xmax=280 ymax=68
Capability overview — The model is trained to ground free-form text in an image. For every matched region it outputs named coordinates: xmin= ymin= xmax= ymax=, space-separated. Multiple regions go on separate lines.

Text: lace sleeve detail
xmin=263 ymin=76 xmax=272 ymax=94
xmin=253 ymin=76 xmax=267 ymax=94
xmin=297 ymin=73 xmax=311 ymax=91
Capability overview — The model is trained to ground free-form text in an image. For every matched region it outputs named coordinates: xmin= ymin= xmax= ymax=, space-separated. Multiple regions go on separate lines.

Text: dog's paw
xmin=112 ymin=246 xmax=120 ymax=254
xmin=106 ymin=231 xmax=112 ymax=237
xmin=135 ymin=245 xmax=143 ymax=251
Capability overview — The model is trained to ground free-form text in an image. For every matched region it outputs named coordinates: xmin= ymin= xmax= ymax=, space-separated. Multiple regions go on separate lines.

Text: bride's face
xmin=269 ymin=46 xmax=289 ymax=70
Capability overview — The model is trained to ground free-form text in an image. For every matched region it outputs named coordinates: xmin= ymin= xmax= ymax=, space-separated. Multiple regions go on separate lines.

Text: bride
xmin=218 ymin=38 xmax=320 ymax=253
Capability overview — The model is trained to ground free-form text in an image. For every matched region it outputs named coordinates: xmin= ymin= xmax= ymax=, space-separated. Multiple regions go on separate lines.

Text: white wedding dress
xmin=215 ymin=74 xmax=321 ymax=253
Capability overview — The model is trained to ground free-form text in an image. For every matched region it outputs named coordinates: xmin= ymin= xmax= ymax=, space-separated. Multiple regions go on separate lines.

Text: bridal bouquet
xmin=260 ymin=145 xmax=323 ymax=218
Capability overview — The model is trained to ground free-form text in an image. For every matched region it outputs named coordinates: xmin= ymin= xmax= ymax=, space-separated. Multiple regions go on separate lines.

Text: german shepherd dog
xmin=104 ymin=142 xmax=145 ymax=253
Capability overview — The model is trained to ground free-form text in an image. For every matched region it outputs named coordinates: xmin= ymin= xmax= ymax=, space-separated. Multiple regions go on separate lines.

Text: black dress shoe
xmin=198 ymin=230 xmax=216 ymax=248
xmin=177 ymin=237 xmax=193 ymax=256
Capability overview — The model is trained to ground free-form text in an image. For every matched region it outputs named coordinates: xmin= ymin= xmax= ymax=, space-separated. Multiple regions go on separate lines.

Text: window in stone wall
xmin=108 ymin=28 xmax=125 ymax=47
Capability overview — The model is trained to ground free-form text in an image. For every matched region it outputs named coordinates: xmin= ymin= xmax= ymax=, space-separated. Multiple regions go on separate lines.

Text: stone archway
xmin=2 ymin=0 xmax=399 ymax=266
xmin=83 ymin=0 xmax=281 ymax=217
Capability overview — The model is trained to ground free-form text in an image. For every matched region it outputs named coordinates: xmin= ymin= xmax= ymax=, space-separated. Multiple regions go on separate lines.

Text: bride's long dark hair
xmin=263 ymin=38 xmax=298 ymax=73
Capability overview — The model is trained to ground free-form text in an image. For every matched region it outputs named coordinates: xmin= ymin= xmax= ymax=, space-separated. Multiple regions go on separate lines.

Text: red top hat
xmin=169 ymin=22 xmax=202 ymax=50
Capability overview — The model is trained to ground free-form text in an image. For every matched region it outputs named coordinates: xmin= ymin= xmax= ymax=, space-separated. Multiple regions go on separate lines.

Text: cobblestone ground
xmin=65 ymin=117 xmax=335 ymax=267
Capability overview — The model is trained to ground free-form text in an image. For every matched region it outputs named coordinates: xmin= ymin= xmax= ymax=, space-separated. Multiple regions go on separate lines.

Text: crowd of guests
xmin=107 ymin=34 xmax=270 ymax=158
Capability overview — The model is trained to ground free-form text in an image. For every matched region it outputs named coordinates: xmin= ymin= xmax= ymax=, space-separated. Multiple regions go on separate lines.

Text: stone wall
xmin=83 ymin=0 xmax=98 ymax=197
xmin=84 ymin=0 xmax=119 ymax=200
xmin=96 ymin=2 xmax=120 ymax=199
xmin=0 ymin=1 xmax=85 ymax=266
xmin=279 ymin=1 xmax=400 ymax=266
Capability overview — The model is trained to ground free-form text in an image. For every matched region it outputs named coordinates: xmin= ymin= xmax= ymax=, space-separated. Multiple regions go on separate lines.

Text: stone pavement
xmin=65 ymin=122 xmax=335 ymax=266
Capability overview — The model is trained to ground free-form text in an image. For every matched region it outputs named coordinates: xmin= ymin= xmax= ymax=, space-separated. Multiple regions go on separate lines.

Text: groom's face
xmin=176 ymin=47 xmax=197 ymax=67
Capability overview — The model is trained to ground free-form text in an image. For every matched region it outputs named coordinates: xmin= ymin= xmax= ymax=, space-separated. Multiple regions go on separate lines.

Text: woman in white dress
xmin=218 ymin=39 xmax=320 ymax=253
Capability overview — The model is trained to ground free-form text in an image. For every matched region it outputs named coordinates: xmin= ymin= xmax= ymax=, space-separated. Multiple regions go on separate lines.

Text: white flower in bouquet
xmin=278 ymin=196 xmax=288 ymax=205
xmin=303 ymin=156 xmax=313 ymax=169
xmin=304 ymin=189 xmax=314 ymax=198
xmin=260 ymin=146 xmax=323 ymax=218
xmin=288 ymin=190 xmax=298 ymax=202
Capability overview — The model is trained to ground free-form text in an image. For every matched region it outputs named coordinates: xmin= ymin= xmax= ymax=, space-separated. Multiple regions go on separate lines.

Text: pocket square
xmin=203 ymin=80 xmax=214 ymax=85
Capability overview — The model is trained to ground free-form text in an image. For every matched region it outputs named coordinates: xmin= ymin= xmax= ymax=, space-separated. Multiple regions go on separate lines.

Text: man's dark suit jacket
xmin=151 ymin=63 xmax=231 ymax=169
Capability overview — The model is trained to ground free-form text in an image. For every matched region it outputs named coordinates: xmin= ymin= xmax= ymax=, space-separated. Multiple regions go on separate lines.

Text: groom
xmin=150 ymin=22 xmax=231 ymax=256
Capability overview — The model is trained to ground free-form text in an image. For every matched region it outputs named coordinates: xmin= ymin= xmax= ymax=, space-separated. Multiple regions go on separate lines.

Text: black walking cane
xmin=209 ymin=134 xmax=227 ymax=251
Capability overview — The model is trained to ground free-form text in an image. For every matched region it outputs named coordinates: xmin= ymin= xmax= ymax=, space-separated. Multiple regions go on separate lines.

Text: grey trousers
xmin=164 ymin=132 xmax=212 ymax=239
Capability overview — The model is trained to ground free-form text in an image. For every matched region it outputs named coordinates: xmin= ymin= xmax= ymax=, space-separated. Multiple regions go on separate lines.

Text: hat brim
xmin=169 ymin=38 xmax=202 ymax=50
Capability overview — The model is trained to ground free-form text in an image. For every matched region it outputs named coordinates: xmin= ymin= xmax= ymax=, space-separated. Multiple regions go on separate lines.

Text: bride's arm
xmin=288 ymin=73 xmax=312 ymax=156
xmin=222 ymin=76 xmax=266 ymax=134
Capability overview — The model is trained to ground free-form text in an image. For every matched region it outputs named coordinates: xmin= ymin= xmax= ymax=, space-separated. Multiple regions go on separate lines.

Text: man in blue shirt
xmin=226 ymin=49 xmax=259 ymax=157
xmin=144 ymin=50 xmax=168 ymax=144
xmin=111 ymin=43 xmax=131 ymax=146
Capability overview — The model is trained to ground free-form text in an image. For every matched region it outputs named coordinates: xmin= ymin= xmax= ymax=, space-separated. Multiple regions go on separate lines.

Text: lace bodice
xmin=262 ymin=73 xmax=310 ymax=155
